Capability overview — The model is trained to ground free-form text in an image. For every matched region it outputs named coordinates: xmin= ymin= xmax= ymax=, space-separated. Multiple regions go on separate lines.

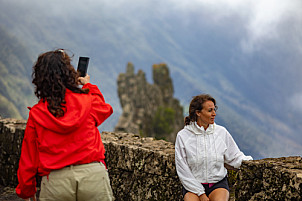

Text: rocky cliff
xmin=1 ymin=118 xmax=301 ymax=201
xmin=114 ymin=63 xmax=184 ymax=142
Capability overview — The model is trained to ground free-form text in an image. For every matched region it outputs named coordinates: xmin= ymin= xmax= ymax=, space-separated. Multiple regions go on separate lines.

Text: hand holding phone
xmin=78 ymin=74 xmax=90 ymax=85
xmin=77 ymin=57 xmax=89 ymax=77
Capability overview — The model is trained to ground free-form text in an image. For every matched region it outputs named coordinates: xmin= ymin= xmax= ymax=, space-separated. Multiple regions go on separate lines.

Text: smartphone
xmin=77 ymin=57 xmax=89 ymax=77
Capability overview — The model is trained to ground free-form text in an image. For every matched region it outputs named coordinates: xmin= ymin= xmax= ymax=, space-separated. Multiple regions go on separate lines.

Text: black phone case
xmin=77 ymin=57 xmax=89 ymax=77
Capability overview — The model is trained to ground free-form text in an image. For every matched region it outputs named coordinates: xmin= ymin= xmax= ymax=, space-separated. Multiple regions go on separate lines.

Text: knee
xmin=208 ymin=190 xmax=229 ymax=201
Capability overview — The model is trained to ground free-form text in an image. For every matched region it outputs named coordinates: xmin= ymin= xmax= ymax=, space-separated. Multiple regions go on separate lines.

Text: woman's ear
xmin=195 ymin=110 xmax=201 ymax=117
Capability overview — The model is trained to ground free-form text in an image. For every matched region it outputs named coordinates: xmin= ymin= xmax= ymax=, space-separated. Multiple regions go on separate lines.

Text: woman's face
xmin=196 ymin=100 xmax=216 ymax=129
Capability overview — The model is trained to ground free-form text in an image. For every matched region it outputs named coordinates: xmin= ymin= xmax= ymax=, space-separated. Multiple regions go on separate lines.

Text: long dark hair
xmin=184 ymin=94 xmax=216 ymax=125
xmin=32 ymin=49 xmax=89 ymax=117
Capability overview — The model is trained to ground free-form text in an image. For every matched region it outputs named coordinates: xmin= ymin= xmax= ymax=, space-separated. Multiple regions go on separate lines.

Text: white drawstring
xmin=212 ymin=124 xmax=218 ymax=162
xmin=196 ymin=134 xmax=199 ymax=164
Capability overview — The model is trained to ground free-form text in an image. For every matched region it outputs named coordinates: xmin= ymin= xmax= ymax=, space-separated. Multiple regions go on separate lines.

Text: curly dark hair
xmin=184 ymin=94 xmax=216 ymax=125
xmin=32 ymin=49 xmax=89 ymax=117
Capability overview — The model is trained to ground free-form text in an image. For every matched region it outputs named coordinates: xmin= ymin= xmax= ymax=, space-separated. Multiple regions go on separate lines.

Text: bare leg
xmin=184 ymin=192 xmax=200 ymax=201
xmin=208 ymin=188 xmax=229 ymax=201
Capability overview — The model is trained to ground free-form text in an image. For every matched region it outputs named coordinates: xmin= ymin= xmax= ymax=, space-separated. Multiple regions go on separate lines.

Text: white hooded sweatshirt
xmin=175 ymin=122 xmax=253 ymax=196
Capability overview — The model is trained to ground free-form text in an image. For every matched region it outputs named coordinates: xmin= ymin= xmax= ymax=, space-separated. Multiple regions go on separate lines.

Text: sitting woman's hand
xmin=78 ymin=74 xmax=90 ymax=85
xmin=199 ymin=193 xmax=210 ymax=201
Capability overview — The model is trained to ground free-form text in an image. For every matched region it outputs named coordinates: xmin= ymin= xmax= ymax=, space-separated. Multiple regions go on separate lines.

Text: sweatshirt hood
xmin=29 ymin=89 xmax=91 ymax=134
xmin=185 ymin=121 xmax=215 ymax=135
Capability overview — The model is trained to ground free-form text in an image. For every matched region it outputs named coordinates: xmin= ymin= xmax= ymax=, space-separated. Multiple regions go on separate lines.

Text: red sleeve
xmin=83 ymin=83 xmax=113 ymax=126
xmin=16 ymin=114 xmax=38 ymax=199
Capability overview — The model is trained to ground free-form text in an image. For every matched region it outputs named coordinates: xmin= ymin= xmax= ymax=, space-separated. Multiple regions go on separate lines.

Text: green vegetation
xmin=0 ymin=26 xmax=34 ymax=119
xmin=227 ymin=169 xmax=238 ymax=188
xmin=152 ymin=106 xmax=175 ymax=140
xmin=0 ymin=95 xmax=22 ymax=119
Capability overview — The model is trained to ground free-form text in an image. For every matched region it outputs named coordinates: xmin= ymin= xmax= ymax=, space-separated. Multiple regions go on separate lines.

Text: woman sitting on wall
xmin=175 ymin=94 xmax=253 ymax=201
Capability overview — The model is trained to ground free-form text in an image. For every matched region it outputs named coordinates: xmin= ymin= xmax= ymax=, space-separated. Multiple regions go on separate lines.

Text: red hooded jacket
xmin=16 ymin=83 xmax=113 ymax=199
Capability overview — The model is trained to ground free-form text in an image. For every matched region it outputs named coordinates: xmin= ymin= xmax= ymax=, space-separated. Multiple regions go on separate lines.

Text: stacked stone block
xmin=102 ymin=132 xmax=182 ymax=200
xmin=0 ymin=118 xmax=26 ymax=187
xmin=235 ymin=157 xmax=302 ymax=201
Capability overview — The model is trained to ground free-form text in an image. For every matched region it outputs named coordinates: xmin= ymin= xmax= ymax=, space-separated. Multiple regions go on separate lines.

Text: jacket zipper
xmin=204 ymin=133 xmax=208 ymax=183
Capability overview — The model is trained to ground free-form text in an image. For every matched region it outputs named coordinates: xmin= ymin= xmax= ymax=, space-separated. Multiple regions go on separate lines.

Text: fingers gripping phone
xmin=77 ymin=57 xmax=89 ymax=77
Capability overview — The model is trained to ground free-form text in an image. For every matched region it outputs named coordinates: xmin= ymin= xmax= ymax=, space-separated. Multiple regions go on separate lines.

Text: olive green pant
xmin=39 ymin=162 xmax=114 ymax=201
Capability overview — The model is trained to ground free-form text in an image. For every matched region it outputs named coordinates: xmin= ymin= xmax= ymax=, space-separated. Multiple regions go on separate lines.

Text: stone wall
xmin=102 ymin=132 xmax=182 ymax=200
xmin=235 ymin=157 xmax=302 ymax=201
xmin=0 ymin=118 xmax=301 ymax=200
xmin=0 ymin=118 xmax=26 ymax=187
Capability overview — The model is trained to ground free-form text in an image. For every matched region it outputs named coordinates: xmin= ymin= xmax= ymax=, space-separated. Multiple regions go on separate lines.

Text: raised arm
xmin=83 ymin=83 xmax=113 ymax=126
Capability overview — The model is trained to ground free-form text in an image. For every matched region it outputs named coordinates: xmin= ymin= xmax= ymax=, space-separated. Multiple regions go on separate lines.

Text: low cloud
xmin=240 ymin=0 xmax=302 ymax=53
xmin=171 ymin=0 xmax=302 ymax=53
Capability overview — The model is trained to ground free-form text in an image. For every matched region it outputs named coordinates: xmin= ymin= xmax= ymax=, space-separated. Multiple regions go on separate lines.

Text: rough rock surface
xmin=0 ymin=118 xmax=26 ymax=187
xmin=114 ymin=63 xmax=183 ymax=142
xmin=102 ymin=131 xmax=182 ymax=200
xmin=0 ymin=185 xmax=22 ymax=201
xmin=235 ymin=157 xmax=302 ymax=201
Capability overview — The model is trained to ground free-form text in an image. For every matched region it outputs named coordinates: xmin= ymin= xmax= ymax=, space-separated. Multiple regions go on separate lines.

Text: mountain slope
xmin=0 ymin=0 xmax=301 ymax=158
xmin=0 ymin=26 xmax=35 ymax=119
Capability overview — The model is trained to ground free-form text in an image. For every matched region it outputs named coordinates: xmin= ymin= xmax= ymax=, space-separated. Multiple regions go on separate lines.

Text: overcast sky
xmin=1 ymin=0 xmax=302 ymax=112
xmin=4 ymin=0 xmax=301 ymax=55
xmin=170 ymin=0 xmax=302 ymax=52
xmin=171 ymin=0 xmax=302 ymax=112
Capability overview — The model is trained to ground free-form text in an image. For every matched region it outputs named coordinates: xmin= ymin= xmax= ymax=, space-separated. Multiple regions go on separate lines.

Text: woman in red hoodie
xmin=16 ymin=49 xmax=114 ymax=201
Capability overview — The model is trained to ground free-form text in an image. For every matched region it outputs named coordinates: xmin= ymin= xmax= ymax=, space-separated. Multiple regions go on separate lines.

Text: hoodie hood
xmin=185 ymin=121 xmax=215 ymax=135
xmin=29 ymin=89 xmax=91 ymax=134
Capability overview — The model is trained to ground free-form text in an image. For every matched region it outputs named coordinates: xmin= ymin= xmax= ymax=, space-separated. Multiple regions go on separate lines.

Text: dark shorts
xmin=182 ymin=176 xmax=230 ymax=197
